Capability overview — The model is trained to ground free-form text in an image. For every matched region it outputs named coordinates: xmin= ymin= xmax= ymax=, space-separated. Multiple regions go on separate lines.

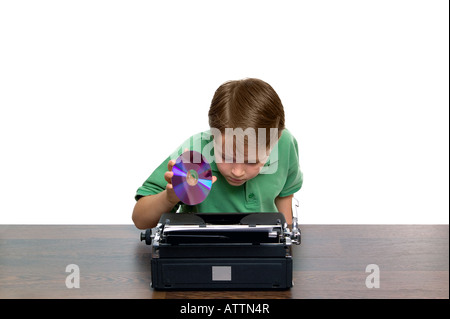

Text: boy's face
xmin=214 ymin=135 xmax=268 ymax=186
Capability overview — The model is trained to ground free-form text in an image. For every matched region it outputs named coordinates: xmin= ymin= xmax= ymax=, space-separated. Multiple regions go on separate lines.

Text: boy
xmin=132 ymin=78 xmax=303 ymax=229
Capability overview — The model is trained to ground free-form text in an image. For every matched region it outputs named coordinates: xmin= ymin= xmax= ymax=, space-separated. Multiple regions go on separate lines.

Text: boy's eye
xmin=220 ymin=153 xmax=261 ymax=165
xmin=221 ymin=154 xmax=234 ymax=162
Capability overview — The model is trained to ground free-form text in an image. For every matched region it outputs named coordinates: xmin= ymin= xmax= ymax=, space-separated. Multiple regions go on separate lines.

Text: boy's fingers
xmin=164 ymin=171 xmax=174 ymax=184
xmin=212 ymin=176 xmax=217 ymax=184
xmin=167 ymin=160 xmax=175 ymax=171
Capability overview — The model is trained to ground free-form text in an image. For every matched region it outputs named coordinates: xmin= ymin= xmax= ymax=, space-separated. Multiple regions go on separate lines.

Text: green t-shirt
xmin=135 ymin=129 xmax=303 ymax=213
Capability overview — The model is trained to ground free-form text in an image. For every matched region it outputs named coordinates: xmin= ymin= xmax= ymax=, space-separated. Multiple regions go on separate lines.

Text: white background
xmin=0 ymin=0 xmax=448 ymax=224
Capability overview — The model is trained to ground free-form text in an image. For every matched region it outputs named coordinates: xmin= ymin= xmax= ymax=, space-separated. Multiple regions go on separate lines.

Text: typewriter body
xmin=141 ymin=210 xmax=301 ymax=290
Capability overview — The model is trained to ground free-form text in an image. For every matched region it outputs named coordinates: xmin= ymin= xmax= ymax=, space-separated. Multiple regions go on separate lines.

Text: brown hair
xmin=208 ymin=78 xmax=285 ymax=147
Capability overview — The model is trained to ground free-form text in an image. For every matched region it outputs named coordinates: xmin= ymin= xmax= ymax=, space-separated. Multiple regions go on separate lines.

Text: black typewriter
xmin=140 ymin=209 xmax=301 ymax=290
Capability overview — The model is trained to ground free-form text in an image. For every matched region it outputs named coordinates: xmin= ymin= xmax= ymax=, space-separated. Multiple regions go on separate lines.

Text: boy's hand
xmin=164 ymin=160 xmax=180 ymax=206
xmin=164 ymin=156 xmax=217 ymax=206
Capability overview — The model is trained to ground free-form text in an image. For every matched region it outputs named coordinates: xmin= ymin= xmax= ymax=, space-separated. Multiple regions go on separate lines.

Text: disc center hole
xmin=186 ymin=169 xmax=199 ymax=186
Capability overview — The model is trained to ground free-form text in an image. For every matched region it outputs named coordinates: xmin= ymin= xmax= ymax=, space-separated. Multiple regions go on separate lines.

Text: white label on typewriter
xmin=212 ymin=266 xmax=232 ymax=281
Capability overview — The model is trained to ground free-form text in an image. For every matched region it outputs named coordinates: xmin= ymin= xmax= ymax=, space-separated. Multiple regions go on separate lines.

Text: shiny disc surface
xmin=171 ymin=150 xmax=212 ymax=205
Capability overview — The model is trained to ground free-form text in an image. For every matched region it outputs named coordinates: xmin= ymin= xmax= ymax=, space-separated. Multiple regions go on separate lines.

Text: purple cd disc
xmin=171 ymin=150 xmax=212 ymax=205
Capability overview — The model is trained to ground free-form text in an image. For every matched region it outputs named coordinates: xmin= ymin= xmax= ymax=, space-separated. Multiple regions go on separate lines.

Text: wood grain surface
xmin=0 ymin=224 xmax=448 ymax=299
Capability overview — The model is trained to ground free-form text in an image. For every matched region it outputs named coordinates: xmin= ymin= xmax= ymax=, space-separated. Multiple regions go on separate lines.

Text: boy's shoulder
xmin=257 ymin=128 xmax=298 ymax=175
xmin=272 ymin=128 xmax=299 ymax=155
xmin=279 ymin=128 xmax=296 ymax=143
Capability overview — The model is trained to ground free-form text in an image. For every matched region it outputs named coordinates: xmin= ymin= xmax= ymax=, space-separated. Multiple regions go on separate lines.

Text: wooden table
xmin=0 ymin=225 xmax=448 ymax=299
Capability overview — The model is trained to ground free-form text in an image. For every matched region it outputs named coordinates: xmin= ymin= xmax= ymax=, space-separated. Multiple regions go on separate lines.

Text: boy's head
xmin=208 ymin=78 xmax=285 ymax=186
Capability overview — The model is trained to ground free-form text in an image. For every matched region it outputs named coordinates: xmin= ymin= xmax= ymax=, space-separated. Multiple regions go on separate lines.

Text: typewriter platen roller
xmin=141 ymin=212 xmax=301 ymax=290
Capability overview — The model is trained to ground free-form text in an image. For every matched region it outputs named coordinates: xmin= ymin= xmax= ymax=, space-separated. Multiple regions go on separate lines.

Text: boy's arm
xmin=132 ymin=160 xmax=180 ymax=229
xmin=275 ymin=194 xmax=293 ymax=226
xmin=132 ymin=190 xmax=179 ymax=229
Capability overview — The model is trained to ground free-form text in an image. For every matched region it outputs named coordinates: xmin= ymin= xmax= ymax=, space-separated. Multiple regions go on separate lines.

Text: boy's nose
xmin=231 ymin=164 xmax=245 ymax=178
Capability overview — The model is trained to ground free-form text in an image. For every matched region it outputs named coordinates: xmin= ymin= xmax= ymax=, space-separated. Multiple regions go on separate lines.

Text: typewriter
xmin=140 ymin=204 xmax=301 ymax=290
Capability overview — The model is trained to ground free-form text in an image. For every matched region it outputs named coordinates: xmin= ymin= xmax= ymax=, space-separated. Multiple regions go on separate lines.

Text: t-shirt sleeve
xmin=279 ymin=133 xmax=303 ymax=197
